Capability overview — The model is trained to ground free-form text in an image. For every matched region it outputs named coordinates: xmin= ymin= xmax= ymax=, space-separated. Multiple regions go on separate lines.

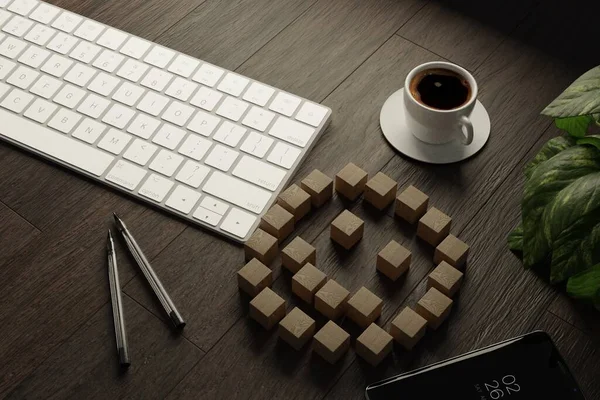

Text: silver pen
xmin=113 ymin=213 xmax=185 ymax=329
xmin=107 ymin=230 xmax=131 ymax=367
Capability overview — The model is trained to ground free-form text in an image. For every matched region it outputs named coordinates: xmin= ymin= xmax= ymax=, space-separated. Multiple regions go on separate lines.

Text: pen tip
xmin=113 ymin=213 xmax=126 ymax=232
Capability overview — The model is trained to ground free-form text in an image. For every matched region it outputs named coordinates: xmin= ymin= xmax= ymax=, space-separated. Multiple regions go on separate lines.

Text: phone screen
xmin=366 ymin=332 xmax=584 ymax=400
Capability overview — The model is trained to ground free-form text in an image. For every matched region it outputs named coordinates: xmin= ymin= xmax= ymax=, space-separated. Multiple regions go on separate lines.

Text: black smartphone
xmin=366 ymin=331 xmax=584 ymax=400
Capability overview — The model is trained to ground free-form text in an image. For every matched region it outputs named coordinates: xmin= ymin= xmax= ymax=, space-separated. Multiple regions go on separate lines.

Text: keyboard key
xmin=48 ymin=108 xmax=81 ymax=133
xmin=8 ymin=0 xmax=38 ymax=16
xmin=72 ymin=118 xmax=106 ymax=144
xmin=165 ymin=76 xmax=197 ymax=102
xmin=0 ymin=36 xmax=26 ymax=58
xmin=7 ymin=65 xmax=38 ymax=89
xmin=69 ymin=41 xmax=101 ymax=63
xmin=192 ymin=63 xmax=223 ymax=87
xmin=266 ymin=141 xmax=301 ymax=169
xmin=0 ymin=56 xmax=15 ymax=79
xmin=233 ymin=155 xmax=286 ymax=191
xmin=112 ymin=81 xmax=144 ymax=106
xmin=120 ymin=36 xmax=151 ymax=59
xmin=176 ymin=160 xmax=210 ymax=188
xmin=139 ymin=173 xmax=173 ymax=203
xmin=116 ymin=58 xmax=148 ymax=82
xmin=243 ymin=82 xmax=275 ymax=107
xmin=47 ymin=31 xmax=78 ymax=54
xmin=167 ymin=54 xmax=199 ymax=78
xmin=24 ymin=24 xmax=56 ymax=46
xmin=295 ymin=102 xmax=328 ymax=127
xmin=240 ymin=131 xmax=273 ymax=158
xmin=97 ymin=128 xmax=132 ymax=154
xmin=77 ymin=94 xmax=110 ymax=118
xmin=216 ymin=96 xmax=248 ymax=122
xmin=144 ymin=45 xmax=175 ymax=69
xmin=2 ymin=15 xmax=34 ymax=37
xmin=217 ymin=72 xmax=249 ymax=97
xmin=0 ymin=9 xmax=9 ymax=26
xmin=0 ymin=108 xmax=114 ymax=177
xmin=166 ymin=185 xmax=201 ymax=214
xmin=149 ymin=149 xmax=183 ymax=176
xmin=92 ymin=49 xmax=125 ymax=73
xmin=18 ymin=45 xmax=50 ymax=68
xmin=268 ymin=117 xmax=315 ymax=148
xmin=1 ymin=88 xmax=33 ymax=113
xmin=242 ymin=106 xmax=275 ymax=131
xmin=162 ymin=101 xmax=194 ymax=126
xmin=202 ymin=171 xmax=270 ymax=215
xmin=102 ymin=103 xmax=134 ymax=129
xmin=190 ymin=86 xmax=222 ymax=112
xmin=178 ymin=133 xmax=212 ymax=161
xmin=151 ymin=124 xmax=185 ymax=150
xmin=200 ymin=196 xmax=229 ymax=216
xmin=220 ymin=207 xmax=257 ymax=238
xmin=127 ymin=113 xmax=160 ymax=139
xmin=53 ymin=84 xmax=85 ymax=108
xmin=106 ymin=159 xmax=147 ymax=190
xmin=64 ymin=62 xmax=96 ymax=86
xmin=24 ymin=98 xmax=57 ymax=123
xmin=123 ymin=138 xmax=157 ymax=166
xmin=187 ymin=110 xmax=220 ymax=137
xmin=88 ymin=72 xmax=119 ymax=96
xmin=136 ymin=91 xmax=169 ymax=116
xmin=30 ymin=74 xmax=61 ymax=98
xmin=51 ymin=11 xmax=82 ymax=33
xmin=269 ymin=92 xmax=301 ymax=117
xmin=213 ymin=121 xmax=246 ymax=147
xmin=74 ymin=20 xmax=104 ymax=42
xmin=204 ymin=144 xmax=239 ymax=172
xmin=140 ymin=67 xmax=173 ymax=92
xmin=41 ymin=53 xmax=73 ymax=77
xmin=29 ymin=3 xmax=61 ymax=24
xmin=0 ymin=82 xmax=10 ymax=98
xmin=97 ymin=28 xmax=127 ymax=50
xmin=193 ymin=205 xmax=221 ymax=227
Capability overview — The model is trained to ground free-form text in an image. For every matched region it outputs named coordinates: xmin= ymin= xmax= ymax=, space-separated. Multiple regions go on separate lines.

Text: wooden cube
xmin=346 ymin=287 xmax=383 ymax=328
xmin=335 ymin=163 xmax=368 ymax=201
xmin=292 ymin=263 xmax=327 ymax=304
xmin=249 ymin=287 xmax=286 ymax=330
xmin=390 ymin=307 xmax=428 ymax=350
xmin=417 ymin=207 xmax=452 ymax=246
xmin=356 ymin=323 xmax=393 ymax=366
xmin=278 ymin=307 xmax=316 ymax=350
xmin=416 ymin=287 xmax=453 ymax=330
xmin=434 ymin=234 xmax=469 ymax=269
xmin=377 ymin=240 xmax=411 ymax=281
xmin=281 ymin=236 xmax=316 ymax=273
xmin=260 ymin=204 xmax=294 ymax=242
xmin=244 ymin=228 xmax=278 ymax=265
xmin=364 ymin=172 xmax=398 ymax=210
xmin=395 ymin=185 xmax=429 ymax=224
xmin=301 ymin=169 xmax=333 ymax=207
xmin=277 ymin=184 xmax=311 ymax=222
xmin=330 ymin=210 xmax=364 ymax=250
xmin=428 ymin=261 xmax=464 ymax=297
xmin=237 ymin=258 xmax=273 ymax=297
xmin=313 ymin=321 xmax=350 ymax=364
xmin=314 ymin=279 xmax=350 ymax=320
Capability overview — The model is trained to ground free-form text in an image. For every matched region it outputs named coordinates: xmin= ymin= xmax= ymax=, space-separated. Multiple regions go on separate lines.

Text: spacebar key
xmin=0 ymin=109 xmax=114 ymax=176
xmin=202 ymin=171 xmax=271 ymax=214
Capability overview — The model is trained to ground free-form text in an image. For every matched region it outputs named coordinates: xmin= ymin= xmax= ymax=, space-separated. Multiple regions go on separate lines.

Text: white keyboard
xmin=0 ymin=0 xmax=331 ymax=242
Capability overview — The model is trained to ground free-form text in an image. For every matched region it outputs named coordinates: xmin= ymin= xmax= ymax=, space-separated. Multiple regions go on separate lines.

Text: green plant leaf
xmin=542 ymin=66 xmax=600 ymax=118
xmin=555 ymin=115 xmax=592 ymax=137
xmin=522 ymin=146 xmax=600 ymax=268
xmin=567 ymin=264 xmax=600 ymax=302
xmin=524 ymin=136 xmax=576 ymax=179
xmin=508 ymin=224 xmax=524 ymax=254
xmin=577 ymin=135 xmax=600 ymax=150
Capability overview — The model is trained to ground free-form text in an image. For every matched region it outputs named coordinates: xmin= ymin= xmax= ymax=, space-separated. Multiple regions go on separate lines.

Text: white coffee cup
xmin=403 ymin=61 xmax=477 ymax=145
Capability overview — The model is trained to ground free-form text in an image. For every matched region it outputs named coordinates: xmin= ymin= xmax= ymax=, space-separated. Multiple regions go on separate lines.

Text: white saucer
xmin=380 ymin=88 xmax=491 ymax=164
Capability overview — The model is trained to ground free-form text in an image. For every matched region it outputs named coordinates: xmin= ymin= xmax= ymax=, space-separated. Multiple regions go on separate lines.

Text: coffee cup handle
xmin=458 ymin=115 xmax=474 ymax=145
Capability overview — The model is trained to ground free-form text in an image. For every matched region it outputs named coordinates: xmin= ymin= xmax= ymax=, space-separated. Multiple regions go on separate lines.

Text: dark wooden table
xmin=1 ymin=0 xmax=599 ymax=398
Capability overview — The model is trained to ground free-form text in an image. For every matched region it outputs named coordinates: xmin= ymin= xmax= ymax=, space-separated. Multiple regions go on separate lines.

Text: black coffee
xmin=409 ymin=68 xmax=471 ymax=110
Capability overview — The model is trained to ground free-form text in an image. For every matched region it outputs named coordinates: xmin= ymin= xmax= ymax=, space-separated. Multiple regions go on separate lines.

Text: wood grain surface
xmin=1 ymin=0 xmax=599 ymax=398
